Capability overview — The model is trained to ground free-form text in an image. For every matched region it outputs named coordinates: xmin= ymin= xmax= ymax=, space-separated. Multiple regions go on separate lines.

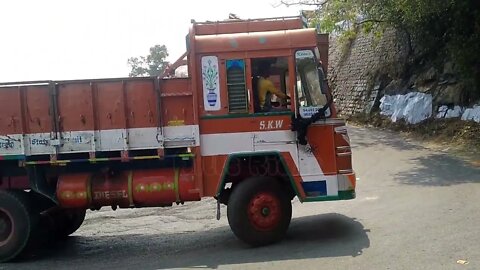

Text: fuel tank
xmin=56 ymin=168 xmax=200 ymax=209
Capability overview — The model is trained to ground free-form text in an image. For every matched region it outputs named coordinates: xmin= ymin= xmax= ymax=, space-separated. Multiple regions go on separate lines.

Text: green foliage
xmin=287 ymin=0 xmax=480 ymax=97
xmin=127 ymin=45 xmax=169 ymax=77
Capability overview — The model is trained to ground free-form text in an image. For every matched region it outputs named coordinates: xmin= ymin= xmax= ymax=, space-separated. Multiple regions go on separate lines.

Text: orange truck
xmin=0 ymin=16 xmax=356 ymax=262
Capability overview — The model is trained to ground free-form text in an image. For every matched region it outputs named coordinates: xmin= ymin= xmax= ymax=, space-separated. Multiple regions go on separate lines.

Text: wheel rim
xmin=0 ymin=208 xmax=14 ymax=246
xmin=247 ymin=192 xmax=281 ymax=231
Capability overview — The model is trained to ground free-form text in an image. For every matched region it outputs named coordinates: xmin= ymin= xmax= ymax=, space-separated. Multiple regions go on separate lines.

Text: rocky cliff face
xmin=328 ymin=29 xmax=476 ymax=117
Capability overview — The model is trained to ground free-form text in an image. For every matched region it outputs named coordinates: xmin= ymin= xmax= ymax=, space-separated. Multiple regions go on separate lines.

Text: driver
xmin=257 ymin=69 xmax=289 ymax=112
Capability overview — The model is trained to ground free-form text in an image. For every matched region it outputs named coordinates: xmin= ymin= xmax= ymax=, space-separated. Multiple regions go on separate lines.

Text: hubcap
xmin=248 ymin=192 xmax=281 ymax=231
xmin=0 ymin=209 xmax=13 ymax=245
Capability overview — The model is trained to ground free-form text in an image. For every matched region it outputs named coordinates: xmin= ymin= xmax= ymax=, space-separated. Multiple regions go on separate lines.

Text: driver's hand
xmin=281 ymin=97 xmax=291 ymax=106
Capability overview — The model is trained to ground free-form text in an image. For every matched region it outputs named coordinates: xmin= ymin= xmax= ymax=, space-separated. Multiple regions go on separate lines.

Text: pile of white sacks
xmin=436 ymin=105 xmax=463 ymax=118
xmin=379 ymin=92 xmax=433 ymax=124
xmin=379 ymin=92 xmax=480 ymax=124
xmin=460 ymin=105 xmax=480 ymax=122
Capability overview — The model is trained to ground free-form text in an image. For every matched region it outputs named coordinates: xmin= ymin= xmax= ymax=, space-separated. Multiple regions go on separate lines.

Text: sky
xmin=0 ymin=0 xmax=306 ymax=82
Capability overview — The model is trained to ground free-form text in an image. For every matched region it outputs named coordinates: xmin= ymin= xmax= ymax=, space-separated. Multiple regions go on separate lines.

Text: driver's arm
xmin=265 ymin=79 xmax=287 ymax=99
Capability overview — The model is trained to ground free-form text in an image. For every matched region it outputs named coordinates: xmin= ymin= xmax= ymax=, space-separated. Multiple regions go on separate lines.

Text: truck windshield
xmin=295 ymin=50 xmax=329 ymax=118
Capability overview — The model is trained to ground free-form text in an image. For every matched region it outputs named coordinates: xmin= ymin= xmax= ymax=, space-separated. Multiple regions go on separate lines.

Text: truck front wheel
xmin=227 ymin=177 xmax=292 ymax=246
xmin=0 ymin=190 xmax=34 ymax=262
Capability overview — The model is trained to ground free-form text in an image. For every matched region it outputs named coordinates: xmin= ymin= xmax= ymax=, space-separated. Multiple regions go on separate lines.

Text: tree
xmin=281 ymin=0 xmax=480 ymax=98
xmin=127 ymin=45 xmax=169 ymax=77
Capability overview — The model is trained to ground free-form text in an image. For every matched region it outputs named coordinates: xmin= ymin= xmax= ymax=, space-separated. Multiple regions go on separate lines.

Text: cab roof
xmin=192 ymin=16 xmax=305 ymax=36
xmin=194 ymin=28 xmax=318 ymax=54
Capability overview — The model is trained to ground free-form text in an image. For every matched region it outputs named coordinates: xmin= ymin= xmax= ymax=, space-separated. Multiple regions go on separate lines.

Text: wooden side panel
xmin=0 ymin=77 xmax=196 ymax=156
xmin=57 ymin=83 xmax=95 ymax=132
xmin=161 ymin=79 xmax=194 ymax=126
xmin=124 ymin=80 xmax=158 ymax=129
xmin=0 ymin=87 xmax=23 ymax=135
xmin=95 ymin=81 xmax=127 ymax=130
xmin=23 ymin=86 xmax=52 ymax=134
xmin=56 ymin=83 xmax=95 ymax=153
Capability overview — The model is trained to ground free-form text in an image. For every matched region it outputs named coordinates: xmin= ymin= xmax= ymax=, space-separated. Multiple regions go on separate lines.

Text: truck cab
xmin=188 ymin=17 xmax=356 ymax=202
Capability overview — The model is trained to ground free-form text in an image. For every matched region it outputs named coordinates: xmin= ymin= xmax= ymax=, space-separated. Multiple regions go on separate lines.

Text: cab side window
xmin=251 ymin=57 xmax=290 ymax=113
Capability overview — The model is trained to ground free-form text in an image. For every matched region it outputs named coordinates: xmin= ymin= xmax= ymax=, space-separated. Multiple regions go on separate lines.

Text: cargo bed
xmin=0 ymin=77 xmax=198 ymax=161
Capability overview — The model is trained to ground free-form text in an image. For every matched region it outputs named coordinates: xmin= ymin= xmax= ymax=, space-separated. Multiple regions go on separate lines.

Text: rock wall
xmin=328 ymin=29 xmax=475 ymax=117
xmin=328 ymin=29 xmax=410 ymax=116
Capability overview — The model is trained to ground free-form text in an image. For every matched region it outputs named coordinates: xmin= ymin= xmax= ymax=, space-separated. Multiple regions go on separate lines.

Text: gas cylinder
xmin=56 ymin=167 xmax=200 ymax=209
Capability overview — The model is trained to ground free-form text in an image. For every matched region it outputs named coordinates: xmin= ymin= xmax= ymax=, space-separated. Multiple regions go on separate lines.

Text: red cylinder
xmin=57 ymin=173 xmax=90 ymax=208
xmin=90 ymin=172 xmax=131 ymax=208
xmin=131 ymin=169 xmax=176 ymax=206
xmin=131 ymin=167 xmax=198 ymax=206
xmin=56 ymin=167 xmax=200 ymax=209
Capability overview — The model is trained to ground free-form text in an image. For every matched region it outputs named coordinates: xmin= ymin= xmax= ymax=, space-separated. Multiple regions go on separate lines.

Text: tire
xmin=0 ymin=190 xmax=34 ymax=262
xmin=227 ymin=177 xmax=292 ymax=246
xmin=60 ymin=209 xmax=86 ymax=237
xmin=43 ymin=208 xmax=86 ymax=238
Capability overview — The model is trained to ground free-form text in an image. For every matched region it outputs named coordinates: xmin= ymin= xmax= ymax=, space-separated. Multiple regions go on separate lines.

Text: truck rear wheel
xmin=227 ymin=177 xmax=292 ymax=246
xmin=0 ymin=190 xmax=34 ymax=262
xmin=43 ymin=208 xmax=86 ymax=238
xmin=59 ymin=209 xmax=86 ymax=237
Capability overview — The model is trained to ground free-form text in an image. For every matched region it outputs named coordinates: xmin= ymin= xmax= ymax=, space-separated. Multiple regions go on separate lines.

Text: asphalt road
xmin=4 ymin=126 xmax=480 ymax=270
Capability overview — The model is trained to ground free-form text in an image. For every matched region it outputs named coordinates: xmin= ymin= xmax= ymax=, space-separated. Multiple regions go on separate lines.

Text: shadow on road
xmin=348 ymin=126 xmax=424 ymax=151
xmin=11 ymin=213 xmax=370 ymax=270
xmin=349 ymin=126 xmax=480 ymax=186
xmin=395 ymin=153 xmax=480 ymax=186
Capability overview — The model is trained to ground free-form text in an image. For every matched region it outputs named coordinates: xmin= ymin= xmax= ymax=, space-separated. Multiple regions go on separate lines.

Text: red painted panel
xmin=194 ymin=18 xmax=303 ymax=36
xmin=125 ymin=80 xmax=158 ymax=129
xmin=0 ymin=87 xmax=23 ymax=135
xmin=195 ymin=29 xmax=317 ymax=54
xmin=160 ymin=78 xmax=190 ymax=95
xmin=57 ymin=83 xmax=95 ymax=132
xmin=161 ymin=78 xmax=195 ymax=125
xmin=199 ymin=114 xmax=291 ymax=134
xmin=163 ymin=96 xmax=195 ymax=126
xmin=23 ymin=86 xmax=52 ymax=133
xmin=202 ymin=155 xmax=228 ymax=196
xmin=1 ymin=78 xmax=197 ymax=136
xmin=307 ymin=125 xmax=337 ymax=174
xmin=95 ymin=81 xmax=127 ymax=130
